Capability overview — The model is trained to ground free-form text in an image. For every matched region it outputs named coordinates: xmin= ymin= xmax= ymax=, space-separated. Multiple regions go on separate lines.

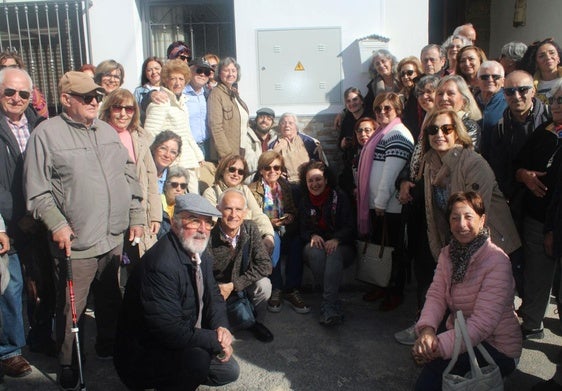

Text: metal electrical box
xmin=257 ymin=27 xmax=342 ymax=105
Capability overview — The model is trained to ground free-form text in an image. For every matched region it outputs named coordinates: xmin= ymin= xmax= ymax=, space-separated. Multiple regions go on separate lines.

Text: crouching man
xmin=209 ymin=189 xmax=274 ymax=342
xmin=114 ymin=193 xmax=239 ymax=391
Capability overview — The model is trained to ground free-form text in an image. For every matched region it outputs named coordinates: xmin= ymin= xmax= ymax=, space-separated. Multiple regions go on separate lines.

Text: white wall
xmin=88 ymin=0 xmax=145 ymax=92
xmin=233 ymin=0 xmax=428 ymax=115
xmin=490 ymin=0 xmax=561 ymax=59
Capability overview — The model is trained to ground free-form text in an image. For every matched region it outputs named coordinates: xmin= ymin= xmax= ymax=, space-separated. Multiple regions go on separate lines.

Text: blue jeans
xmin=303 ymin=243 xmax=354 ymax=304
xmin=0 ymin=253 xmax=25 ymax=359
xmin=271 ymin=232 xmax=304 ymax=291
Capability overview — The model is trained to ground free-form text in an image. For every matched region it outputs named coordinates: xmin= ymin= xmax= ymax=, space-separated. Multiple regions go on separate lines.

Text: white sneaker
xmin=394 ymin=323 xmax=416 ymax=345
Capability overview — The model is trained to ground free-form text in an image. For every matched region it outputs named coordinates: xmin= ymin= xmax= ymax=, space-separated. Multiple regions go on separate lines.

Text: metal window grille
xmin=0 ymin=1 xmax=91 ymax=114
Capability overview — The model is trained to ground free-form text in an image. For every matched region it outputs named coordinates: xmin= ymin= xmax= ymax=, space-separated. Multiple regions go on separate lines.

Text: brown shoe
xmin=362 ymin=287 xmax=385 ymax=302
xmin=1 ymin=355 xmax=32 ymax=377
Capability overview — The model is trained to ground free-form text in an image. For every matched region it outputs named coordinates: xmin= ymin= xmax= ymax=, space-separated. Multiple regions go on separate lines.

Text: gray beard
xmin=178 ymin=229 xmax=209 ymax=254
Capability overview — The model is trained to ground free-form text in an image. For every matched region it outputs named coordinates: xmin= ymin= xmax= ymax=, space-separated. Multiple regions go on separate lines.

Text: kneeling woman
xmin=412 ymin=192 xmax=521 ymax=390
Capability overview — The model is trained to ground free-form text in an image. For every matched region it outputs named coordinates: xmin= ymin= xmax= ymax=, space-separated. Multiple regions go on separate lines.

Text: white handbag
xmin=442 ymin=311 xmax=504 ymax=391
xmin=355 ymin=217 xmax=392 ymax=287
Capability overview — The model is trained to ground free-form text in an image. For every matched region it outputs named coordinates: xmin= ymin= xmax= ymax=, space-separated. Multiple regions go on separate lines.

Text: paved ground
xmin=5 ymin=275 xmax=562 ymax=390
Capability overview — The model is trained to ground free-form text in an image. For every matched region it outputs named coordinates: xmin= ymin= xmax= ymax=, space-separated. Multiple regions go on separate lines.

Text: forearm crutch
xmin=66 ymin=256 xmax=86 ymax=390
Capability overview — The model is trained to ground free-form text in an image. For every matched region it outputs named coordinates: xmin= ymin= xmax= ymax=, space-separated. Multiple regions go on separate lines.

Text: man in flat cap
xmin=24 ymin=71 xmax=145 ymax=390
xmin=242 ymin=107 xmax=278 ymax=182
xmin=114 ymin=193 xmax=239 ymax=391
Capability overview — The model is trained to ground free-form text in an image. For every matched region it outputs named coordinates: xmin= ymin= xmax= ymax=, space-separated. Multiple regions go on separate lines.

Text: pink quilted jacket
xmin=416 ymin=239 xmax=522 ymax=359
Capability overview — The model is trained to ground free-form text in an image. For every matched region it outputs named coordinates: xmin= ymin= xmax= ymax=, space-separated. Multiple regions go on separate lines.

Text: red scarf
xmin=309 ymin=186 xmax=331 ymax=231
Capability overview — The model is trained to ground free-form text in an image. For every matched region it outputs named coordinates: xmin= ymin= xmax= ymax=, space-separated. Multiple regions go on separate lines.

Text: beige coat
xmin=422 ymin=146 xmax=521 ymax=259
xmin=207 ymin=83 xmax=249 ymax=160
xmin=131 ymin=127 xmax=161 ymax=255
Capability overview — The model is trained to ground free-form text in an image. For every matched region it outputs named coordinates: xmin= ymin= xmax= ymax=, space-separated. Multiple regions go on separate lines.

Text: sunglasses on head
xmin=168 ymin=181 xmax=187 ymax=190
xmin=228 ymin=166 xmax=245 ymax=176
xmin=178 ymin=54 xmax=192 ymax=62
xmin=196 ymin=67 xmax=212 ymax=77
xmin=374 ymin=105 xmax=393 ymax=114
xmin=426 ymin=124 xmax=456 ymax=136
xmin=2 ymin=88 xmax=30 ymax=100
xmin=479 ymin=74 xmax=502 ymax=81
xmin=400 ymin=69 xmax=415 ymax=77
xmin=504 ymin=86 xmax=533 ymax=96
xmin=262 ymin=165 xmax=281 ymax=172
xmin=111 ymin=105 xmax=135 ymax=115
xmin=548 ymin=96 xmax=562 ymax=105
xmin=70 ymin=93 xmax=103 ymax=104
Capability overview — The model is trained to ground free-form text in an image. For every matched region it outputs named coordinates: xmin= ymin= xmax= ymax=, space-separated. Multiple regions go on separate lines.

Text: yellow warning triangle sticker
xmin=294 ymin=61 xmax=305 ymax=71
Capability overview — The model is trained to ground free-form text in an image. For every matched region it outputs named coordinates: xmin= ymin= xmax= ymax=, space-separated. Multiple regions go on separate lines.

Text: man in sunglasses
xmin=24 ymin=71 xmax=145 ymax=390
xmin=476 ymin=60 xmax=507 ymax=158
xmin=115 ymin=193 xmax=239 ymax=391
xmin=187 ymin=57 xmax=213 ymax=160
xmin=208 ymin=189 xmax=274 ymax=343
xmin=0 ymin=67 xmax=39 ymax=378
xmin=487 ymin=70 xmax=550 ymax=299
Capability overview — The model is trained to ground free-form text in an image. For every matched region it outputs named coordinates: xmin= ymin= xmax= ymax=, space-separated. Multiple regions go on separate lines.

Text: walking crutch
xmin=66 ymin=255 xmax=87 ymax=390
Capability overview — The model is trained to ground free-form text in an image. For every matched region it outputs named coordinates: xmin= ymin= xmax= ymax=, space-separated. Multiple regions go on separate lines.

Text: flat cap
xmin=256 ymin=107 xmax=275 ymax=118
xmin=174 ymin=193 xmax=221 ymax=217
xmin=189 ymin=57 xmax=212 ymax=70
xmin=59 ymin=71 xmax=105 ymax=95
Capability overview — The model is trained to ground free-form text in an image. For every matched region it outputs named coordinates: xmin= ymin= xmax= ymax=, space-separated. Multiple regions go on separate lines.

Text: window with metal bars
xmin=0 ymin=1 xmax=91 ymax=115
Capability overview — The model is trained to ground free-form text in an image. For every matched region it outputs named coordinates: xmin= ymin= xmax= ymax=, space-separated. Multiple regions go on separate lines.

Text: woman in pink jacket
xmin=412 ymin=191 xmax=521 ymax=390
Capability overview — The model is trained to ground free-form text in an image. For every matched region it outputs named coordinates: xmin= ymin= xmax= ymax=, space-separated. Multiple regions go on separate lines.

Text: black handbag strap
xmin=362 ymin=215 xmax=389 ymax=257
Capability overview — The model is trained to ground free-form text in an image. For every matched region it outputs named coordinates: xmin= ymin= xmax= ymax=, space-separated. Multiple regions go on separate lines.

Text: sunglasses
xmin=374 ymin=105 xmax=393 ymax=114
xmin=355 ymin=127 xmax=374 ymax=134
xmin=262 ymin=165 xmax=281 ymax=172
xmin=400 ymin=69 xmax=415 ymax=77
xmin=426 ymin=124 xmax=456 ymax=136
xmin=548 ymin=96 xmax=562 ymax=105
xmin=102 ymin=73 xmax=121 ymax=81
xmin=196 ymin=67 xmax=212 ymax=77
xmin=479 ymin=74 xmax=502 ymax=81
xmin=228 ymin=166 xmax=245 ymax=176
xmin=0 ymin=64 xmax=19 ymax=70
xmin=210 ymin=64 xmax=217 ymax=70
xmin=2 ymin=88 xmax=30 ymax=100
xmin=504 ymin=86 xmax=533 ymax=96
xmin=70 ymin=93 xmax=103 ymax=104
xmin=168 ymin=181 xmax=187 ymax=190
xmin=111 ymin=105 xmax=135 ymax=115
xmin=178 ymin=54 xmax=192 ymax=62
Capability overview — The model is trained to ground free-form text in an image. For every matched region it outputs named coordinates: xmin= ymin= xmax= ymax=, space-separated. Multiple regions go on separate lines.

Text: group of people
xmin=1 ymin=22 xmax=562 ymax=390
xmin=335 ymin=23 xmax=562 ymax=390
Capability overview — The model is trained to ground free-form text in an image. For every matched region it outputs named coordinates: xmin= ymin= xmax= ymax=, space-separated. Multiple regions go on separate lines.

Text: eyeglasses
xmin=209 ymin=64 xmax=217 ymax=70
xmin=227 ymin=166 xmax=245 ymax=176
xmin=479 ymin=74 xmax=502 ymax=81
xmin=374 ymin=105 xmax=393 ymax=114
xmin=548 ymin=96 xmax=562 ymax=105
xmin=157 ymin=145 xmax=179 ymax=157
xmin=111 ymin=105 xmax=135 ymax=115
xmin=2 ymin=88 xmax=30 ymax=100
xmin=178 ymin=54 xmax=192 ymax=62
xmin=102 ymin=73 xmax=121 ymax=81
xmin=262 ymin=165 xmax=281 ymax=172
xmin=167 ymin=181 xmax=187 ymax=189
xmin=400 ymin=69 xmax=415 ymax=77
xmin=180 ymin=216 xmax=216 ymax=230
xmin=504 ymin=86 xmax=533 ymax=96
xmin=196 ymin=67 xmax=212 ymax=77
xmin=426 ymin=124 xmax=456 ymax=136
xmin=70 ymin=93 xmax=103 ymax=104
xmin=356 ymin=127 xmax=375 ymax=134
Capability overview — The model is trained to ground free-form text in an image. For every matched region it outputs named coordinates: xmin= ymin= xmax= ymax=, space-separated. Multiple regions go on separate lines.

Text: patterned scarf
xmin=262 ymin=179 xmax=283 ymax=219
xmin=449 ymin=227 xmax=490 ymax=284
